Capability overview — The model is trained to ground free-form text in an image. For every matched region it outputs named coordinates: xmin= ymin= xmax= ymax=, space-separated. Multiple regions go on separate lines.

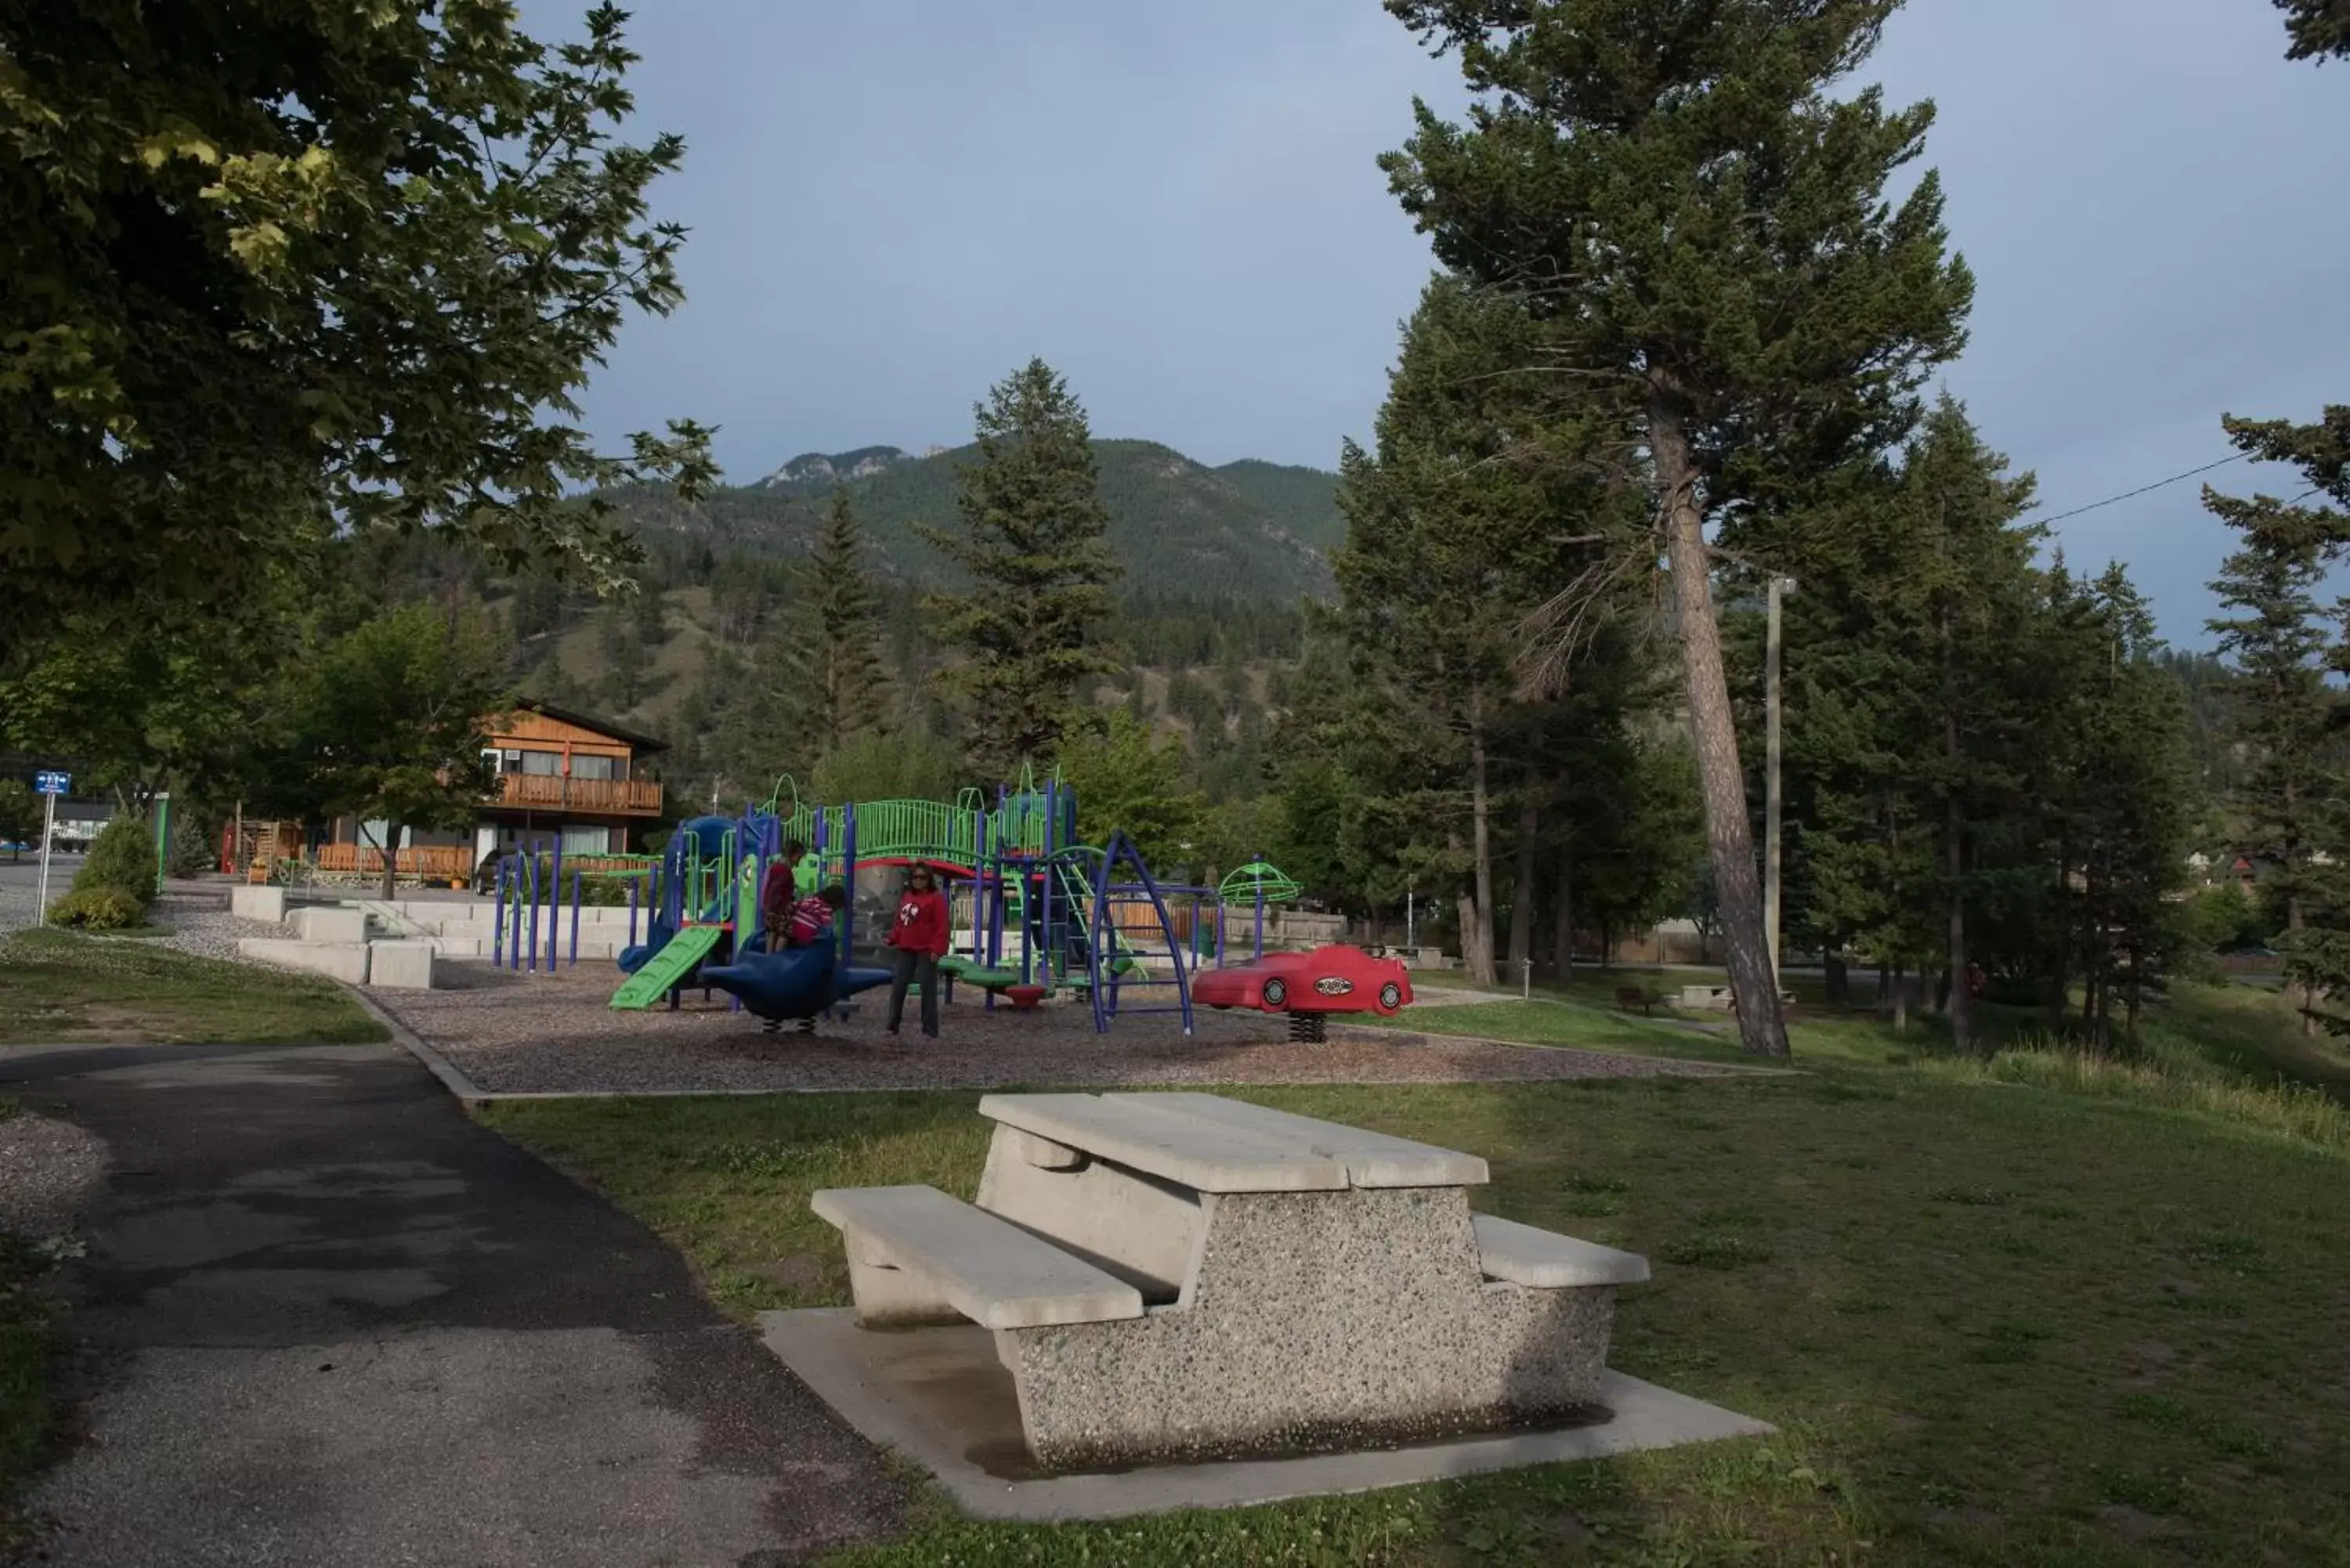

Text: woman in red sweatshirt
xmin=884 ymin=862 xmax=950 ymax=1037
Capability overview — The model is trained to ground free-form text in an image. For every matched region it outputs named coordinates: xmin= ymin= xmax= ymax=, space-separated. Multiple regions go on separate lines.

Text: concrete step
xmin=239 ymin=938 xmax=370 ymax=983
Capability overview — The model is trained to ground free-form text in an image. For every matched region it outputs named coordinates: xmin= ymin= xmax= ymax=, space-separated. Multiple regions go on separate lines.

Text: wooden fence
xmin=312 ymin=844 xmax=477 ymax=881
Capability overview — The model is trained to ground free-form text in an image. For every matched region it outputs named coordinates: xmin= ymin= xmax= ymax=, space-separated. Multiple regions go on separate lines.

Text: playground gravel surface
xmin=153 ymin=894 xmax=287 ymax=963
xmin=374 ymin=962 xmax=1748 ymax=1096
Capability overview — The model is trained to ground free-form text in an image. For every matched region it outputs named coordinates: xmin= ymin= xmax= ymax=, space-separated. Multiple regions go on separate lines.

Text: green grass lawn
xmin=0 ymin=928 xmax=387 ymax=1046
xmin=0 ymin=1097 xmax=61 ymax=1555
xmin=482 ymin=981 xmax=2350 ymax=1566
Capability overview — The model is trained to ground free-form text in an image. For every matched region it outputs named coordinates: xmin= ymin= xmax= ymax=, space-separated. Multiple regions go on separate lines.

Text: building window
xmin=571 ymin=753 xmax=616 ymax=781
xmin=559 ymin=825 xmax=611 ymax=854
xmin=519 ymin=750 xmax=561 ymax=776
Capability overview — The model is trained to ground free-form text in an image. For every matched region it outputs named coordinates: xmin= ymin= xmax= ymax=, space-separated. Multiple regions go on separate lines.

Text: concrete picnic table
xmin=813 ymin=1091 xmax=1648 ymax=1468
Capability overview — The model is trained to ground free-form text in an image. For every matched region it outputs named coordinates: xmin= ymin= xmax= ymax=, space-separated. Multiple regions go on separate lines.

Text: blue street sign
xmin=34 ymin=771 xmax=69 ymax=796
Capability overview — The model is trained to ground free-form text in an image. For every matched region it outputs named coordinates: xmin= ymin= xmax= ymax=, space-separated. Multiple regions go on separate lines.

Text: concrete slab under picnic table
xmin=758 ymin=1308 xmax=1774 ymax=1521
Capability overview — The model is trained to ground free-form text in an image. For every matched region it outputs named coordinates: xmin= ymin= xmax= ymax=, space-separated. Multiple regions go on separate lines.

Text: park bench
xmin=811 ymin=1091 xmax=1650 ymax=1469
xmin=1614 ymin=985 xmax=1664 ymax=1014
xmin=809 ymin=1185 xmax=1141 ymax=1328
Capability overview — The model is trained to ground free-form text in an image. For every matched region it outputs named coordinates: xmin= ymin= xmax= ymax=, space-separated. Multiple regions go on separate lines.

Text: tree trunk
xmin=379 ymin=820 xmax=403 ymax=902
xmin=1890 ymin=962 xmax=1910 ymax=1033
xmin=2289 ymin=890 xmax=2313 ymax=1036
xmin=1599 ymin=917 xmax=1614 ymax=970
xmin=1552 ymin=840 xmax=1575 ymax=977
xmin=2124 ymin=945 xmax=2143 ymax=1050
xmin=1465 ymin=698 xmax=1498 ymax=986
xmin=1649 ymin=391 xmax=1786 ymax=1054
xmin=1507 ymin=789 xmax=1537 ymax=978
xmin=2045 ymin=835 xmax=2070 ymax=1027
xmin=1942 ymin=614 xmax=1976 ymax=1053
xmin=1824 ymin=951 xmax=1849 ymax=1008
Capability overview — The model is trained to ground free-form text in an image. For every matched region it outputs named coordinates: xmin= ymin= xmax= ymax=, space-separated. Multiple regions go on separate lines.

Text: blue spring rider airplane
xmin=700 ymin=934 xmax=892 ymax=1033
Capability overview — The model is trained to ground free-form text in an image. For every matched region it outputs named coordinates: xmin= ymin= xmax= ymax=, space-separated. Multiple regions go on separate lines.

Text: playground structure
xmin=485 ymin=839 xmax=663 ymax=974
xmin=438 ymin=764 xmax=1398 ymax=1043
xmin=598 ymin=772 xmax=1220 ymax=1035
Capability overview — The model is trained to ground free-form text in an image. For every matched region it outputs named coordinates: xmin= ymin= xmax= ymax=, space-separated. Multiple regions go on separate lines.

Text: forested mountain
xmin=604 ymin=439 xmax=1340 ymax=603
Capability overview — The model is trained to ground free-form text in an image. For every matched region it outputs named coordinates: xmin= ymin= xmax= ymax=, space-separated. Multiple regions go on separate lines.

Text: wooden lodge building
xmin=301 ymin=701 xmax=667 ymax=883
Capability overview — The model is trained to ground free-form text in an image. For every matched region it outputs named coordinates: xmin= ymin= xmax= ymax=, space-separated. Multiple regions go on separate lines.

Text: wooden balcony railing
xmin=494 ymin=774 xmax=663 ymax=815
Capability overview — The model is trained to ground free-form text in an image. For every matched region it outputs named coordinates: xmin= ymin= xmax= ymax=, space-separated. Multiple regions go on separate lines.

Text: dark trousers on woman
xmin=888 ymin=948 xmax=938 ymax=1036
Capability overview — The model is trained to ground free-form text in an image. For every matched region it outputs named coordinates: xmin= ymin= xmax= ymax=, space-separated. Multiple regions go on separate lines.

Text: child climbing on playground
xmin=884 ymin=862 xmax=951 ymax=1038
xmin=782 ymin=884 xmax=847 ymax=948
xmin=761 ymin=840 xmax=807 ymax=952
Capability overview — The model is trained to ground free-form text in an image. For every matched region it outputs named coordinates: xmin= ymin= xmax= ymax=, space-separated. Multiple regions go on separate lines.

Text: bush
xmin=46 ymin=889 xmax=147 ymax=931
xmin=71 ymin=815 xmax=157 ymax=906
xmin=164 ymin=812 xmax=217 ymax=880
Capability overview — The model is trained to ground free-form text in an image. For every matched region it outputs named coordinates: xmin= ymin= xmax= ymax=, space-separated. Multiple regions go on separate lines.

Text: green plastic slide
xmin=611 ymin=924 xmax=725 ymax=1010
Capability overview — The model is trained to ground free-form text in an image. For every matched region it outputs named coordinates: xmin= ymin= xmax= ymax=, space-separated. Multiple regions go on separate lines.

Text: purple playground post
xmin=490 ymin=854 xmax=506 ymax=967
xmin=569 ymin=868 xmax=581 ymax=969
xmin=546 ymin=837 xmax=563 ymax=973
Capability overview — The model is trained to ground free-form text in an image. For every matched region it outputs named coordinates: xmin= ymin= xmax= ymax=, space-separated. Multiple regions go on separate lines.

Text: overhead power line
xmin=2033 ymin=452 xmax=2251 ymax=529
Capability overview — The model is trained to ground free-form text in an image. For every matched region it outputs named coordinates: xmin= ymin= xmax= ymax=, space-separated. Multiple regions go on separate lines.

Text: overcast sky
xmin=555 ymin=0 xmax=2347 ymax=642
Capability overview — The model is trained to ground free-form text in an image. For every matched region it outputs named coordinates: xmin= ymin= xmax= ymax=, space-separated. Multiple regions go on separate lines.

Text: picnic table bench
xmin=812 ymin=1091 xmax=1649 ymax=1468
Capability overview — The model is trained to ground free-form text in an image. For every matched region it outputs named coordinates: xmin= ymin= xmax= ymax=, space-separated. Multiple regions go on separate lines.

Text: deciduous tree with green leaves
xmin=920 ymin=359 xmax=1122 ymax=775
xmin=277 ymin=602 xmax=510 ymax=900
xmin=1380 ymin=0 xmax=1975 ymax=1054
xmin=0 ymin=779 xmax=38 ymax=861
xmin=1 ymin=1 xmax=714 ymax=670
xmin=1057 ymin=710 xmax=1203 ymax=873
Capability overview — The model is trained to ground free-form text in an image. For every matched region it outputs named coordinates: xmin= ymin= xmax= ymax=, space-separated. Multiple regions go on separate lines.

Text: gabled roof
xmin=503 ymin=699 xmax=670 ymax=756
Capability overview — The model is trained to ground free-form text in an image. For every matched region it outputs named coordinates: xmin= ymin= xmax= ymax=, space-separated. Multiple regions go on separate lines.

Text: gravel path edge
xmin=0 ymin=1109 xmax=109 ymax=1240
xmin=342 ymin=985 xmax=492 ymax=1105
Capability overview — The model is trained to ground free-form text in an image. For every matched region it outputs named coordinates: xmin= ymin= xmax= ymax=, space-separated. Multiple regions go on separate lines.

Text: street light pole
xmin=1765 ymin=577 xmax=1793 ymax=986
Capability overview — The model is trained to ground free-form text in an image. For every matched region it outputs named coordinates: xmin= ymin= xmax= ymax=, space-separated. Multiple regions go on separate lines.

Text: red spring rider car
xmin=1191 ymin=944 xmax=1414 ymax=1042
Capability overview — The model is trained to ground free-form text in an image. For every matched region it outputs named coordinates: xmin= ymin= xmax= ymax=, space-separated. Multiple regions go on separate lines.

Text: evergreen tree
xmin=1333 ymin=276 xmax=1618 ymax=985
xmin=1381 ymin=0 xmax=1974 ymax=1054
xmin=1760 ymin=399 xmax=2039 ymax=1045
xmin=2206 ymin=486 xmax=2346 ymax=1031
xmin=771 ymin=491 xmax=888 ymax=760
xmin=2059 ymin=567 xmax=2200 ymax=1048
xmin=920 ymin=359 xmax=1121 ymax=775
xmin=2274 ymin=0 xmax=2350 ymax=60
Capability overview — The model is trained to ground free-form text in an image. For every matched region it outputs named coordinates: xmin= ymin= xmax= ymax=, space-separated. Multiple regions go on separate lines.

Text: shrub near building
xmin=50 ymin=815 xmax=157 ymax=930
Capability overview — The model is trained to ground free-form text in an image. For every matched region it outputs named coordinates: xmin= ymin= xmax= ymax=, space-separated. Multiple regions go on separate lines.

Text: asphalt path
xmin=1 ymin=1040 xmax=902 ymax=1566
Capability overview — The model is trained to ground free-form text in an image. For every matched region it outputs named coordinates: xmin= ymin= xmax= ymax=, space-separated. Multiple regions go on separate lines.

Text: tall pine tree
xmin=921 ymin=359 xmax=1121 ymax=775
xmin=2205 ymin=486 xmax=2342 ymax=1031
xmin=1380 ymin=0 xmax=1974 ymax=1056
xmin=1333 ymin=276 xmax=1631 ymax=985
xmin=770 ymin=490 xmax=888 ymax=763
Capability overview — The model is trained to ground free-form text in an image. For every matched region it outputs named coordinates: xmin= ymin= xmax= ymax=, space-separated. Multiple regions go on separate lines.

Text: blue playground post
xmin=836 ymin=801 xmax=859 ymax=1005
xmin=524 ymin=841 xmax=540 ymax=975
xmin=569 ymin=869 xmax=581 ymax=969
xmin=490 ymin=855 xmax=507 ymax=968
xmin=626 ymin=875 xmax=638 ymax=948
xmin=547 ymin=837 xmax=563 ymax=973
